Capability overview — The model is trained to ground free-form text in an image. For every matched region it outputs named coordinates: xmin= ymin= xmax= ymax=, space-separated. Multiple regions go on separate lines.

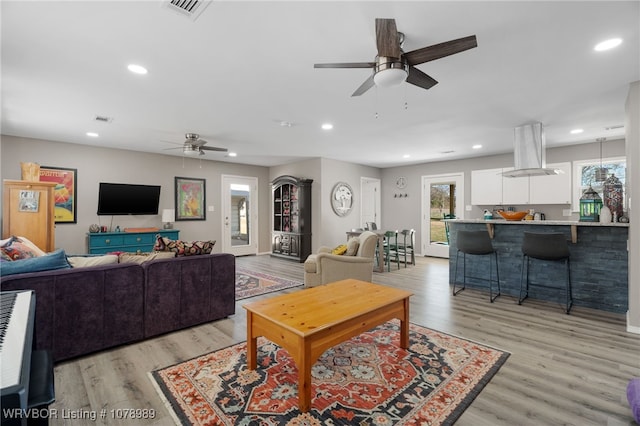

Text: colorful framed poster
xmin=175 ymin=177 xmax=206 ymax=221
xmin=39 ymin=166 xmax=77 ymax=223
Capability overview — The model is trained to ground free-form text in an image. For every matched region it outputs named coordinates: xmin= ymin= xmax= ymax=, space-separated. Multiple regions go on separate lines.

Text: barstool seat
xmin=453 ymin=230 xmax=500 ymax=302
xmin=519 ymin=232 xmax=573 ymax=314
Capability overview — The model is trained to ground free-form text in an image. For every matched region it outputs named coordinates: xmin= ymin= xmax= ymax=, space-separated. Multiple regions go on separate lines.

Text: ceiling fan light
xmin=183 ymin=146 xmax=201 ymax=156
xmin=374 ymin=67 xmax=407 ymax=88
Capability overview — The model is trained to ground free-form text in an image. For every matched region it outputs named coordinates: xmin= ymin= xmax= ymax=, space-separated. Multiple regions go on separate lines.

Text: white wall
xmin=1 ymin=135 xmax=272 ymax=254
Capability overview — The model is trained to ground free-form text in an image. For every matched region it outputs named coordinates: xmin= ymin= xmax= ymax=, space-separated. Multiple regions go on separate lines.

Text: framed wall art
xmin=331 ymin=181 xmax=353 ymax=217
xmin=175 ymin=177 xmax=206 ymax=221
xmin=39 ymin=166 xmax=77 ymax=223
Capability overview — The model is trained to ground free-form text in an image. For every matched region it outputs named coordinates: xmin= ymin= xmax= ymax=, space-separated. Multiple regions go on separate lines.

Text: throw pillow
xmin=118 ymin=252 xmax=176 ymax=264
xmin=0 ymin=236 xmax=46 ymax=260
xmin=153 ymin=235 xmax=215 ymax=256
xmin=345 ymin=238 xmax=360 ymax=256
xmin=0 ymin=249 xmax=71 ymax=276
xmin=67 ymin=254 xmax=119 ymax=268
xmin=331 ymin=244 xmax=348 ymax=255
xmin=1 ymin=251 xmax=12 ymax=262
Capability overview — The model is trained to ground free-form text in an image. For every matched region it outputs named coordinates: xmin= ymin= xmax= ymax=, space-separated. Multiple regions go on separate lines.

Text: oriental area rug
xmin=151 ymin=321 xmax=509 ymax=425
xmin=235 ymin=267 xmax=303 ymax=300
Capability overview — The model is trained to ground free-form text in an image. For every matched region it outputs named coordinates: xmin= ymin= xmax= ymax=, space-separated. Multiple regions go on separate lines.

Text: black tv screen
xmin=97 ymin=182 xmax=161 ymax=215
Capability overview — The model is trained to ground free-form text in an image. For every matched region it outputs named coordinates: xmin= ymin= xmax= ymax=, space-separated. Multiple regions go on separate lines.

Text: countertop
xmin=446 ymin=219 xmax=629 ymax=227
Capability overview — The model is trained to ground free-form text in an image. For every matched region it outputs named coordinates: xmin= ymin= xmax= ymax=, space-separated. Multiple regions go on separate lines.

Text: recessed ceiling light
xmin=402 ymin=154 xmax=410 ymax=159
xmin=472 ymin=144 xmax=482 ymax=149
xmin=594 ymin=38 xmax=622 ymax=51
xmin=321 ymin=123 xmax=333 ymax=130
xmin=570 ymin=128 xmax=584 ymax=134
xmin=127 ymin=64 xmax=148 ymax=74
xmin=86 ymin=132 xmax=99 ymax=137
xmin=228 ymin=152 xmax=237 ymax=157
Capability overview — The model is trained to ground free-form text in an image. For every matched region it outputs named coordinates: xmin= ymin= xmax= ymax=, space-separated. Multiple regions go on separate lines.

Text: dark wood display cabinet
xmin=271 ymin=175 xmax=312 ymax=262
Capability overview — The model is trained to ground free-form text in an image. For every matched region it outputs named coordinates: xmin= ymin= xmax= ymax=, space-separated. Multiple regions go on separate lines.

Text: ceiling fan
xmin=314 ymin=18 xmax=477 ymax=96
xmin=164 ymin=133 xmax=228 ymax=156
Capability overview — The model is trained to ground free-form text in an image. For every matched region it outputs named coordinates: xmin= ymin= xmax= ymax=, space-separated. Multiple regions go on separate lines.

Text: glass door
xmin=222 ymin=175 xmax=258 ymax=256
xmin=421 ymin=173 xmax=464 ymax=258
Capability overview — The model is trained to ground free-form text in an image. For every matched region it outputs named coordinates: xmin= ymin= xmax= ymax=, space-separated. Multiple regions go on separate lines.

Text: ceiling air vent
xmin=163 ymin=0 xmax=211 ymax=21
xmin=94 ymin=115 xmax=113 ymax=123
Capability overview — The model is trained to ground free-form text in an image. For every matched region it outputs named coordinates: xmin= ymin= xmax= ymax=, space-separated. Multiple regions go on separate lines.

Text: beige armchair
xmin=303 ymin=231 xmax=378 ymax=287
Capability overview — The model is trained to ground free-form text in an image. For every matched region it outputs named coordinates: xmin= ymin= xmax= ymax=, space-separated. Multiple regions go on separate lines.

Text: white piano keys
xmin=0 ymin=291 xmax=31 ymax=389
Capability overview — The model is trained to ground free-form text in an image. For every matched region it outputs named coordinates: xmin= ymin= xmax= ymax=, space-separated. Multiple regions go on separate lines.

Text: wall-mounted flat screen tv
xmin=97 ymin=182 xmax=161 ymax=215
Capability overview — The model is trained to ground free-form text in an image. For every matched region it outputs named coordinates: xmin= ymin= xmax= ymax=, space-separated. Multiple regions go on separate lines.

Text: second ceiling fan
xmin=314 ymin=18 xmax=477 ymax=96
xmin=165 ymin=133 xmax=228 ymax=156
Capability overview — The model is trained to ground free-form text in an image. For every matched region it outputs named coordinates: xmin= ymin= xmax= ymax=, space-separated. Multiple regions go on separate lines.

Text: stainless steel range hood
xmin=503 ymin=122 xmax=560 ymax=178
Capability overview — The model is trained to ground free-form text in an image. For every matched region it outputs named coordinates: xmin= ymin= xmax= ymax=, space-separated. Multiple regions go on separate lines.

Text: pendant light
xmin=595 ymin=138 xmax=608 ymax=182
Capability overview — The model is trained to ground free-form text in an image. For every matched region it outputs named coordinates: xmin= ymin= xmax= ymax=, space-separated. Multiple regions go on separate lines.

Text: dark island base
xmin=448 ymin=222 xmax=628 ymax=313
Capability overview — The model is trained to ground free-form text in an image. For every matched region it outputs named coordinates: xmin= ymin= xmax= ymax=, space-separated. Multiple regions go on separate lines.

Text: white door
xmin=222 ymin=175 xmax=258 ymax=256
xmin=421 ymin=173 xmax=465 ymax=258
xmin=360 ymin=177 xmax=381 ymax=229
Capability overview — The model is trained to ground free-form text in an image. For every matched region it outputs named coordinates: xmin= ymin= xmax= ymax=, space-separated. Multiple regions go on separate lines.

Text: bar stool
xmin=453 ymin=230 xmax=500 ymax=302
xmin=519 ymin=232 xmax=573 ymax=314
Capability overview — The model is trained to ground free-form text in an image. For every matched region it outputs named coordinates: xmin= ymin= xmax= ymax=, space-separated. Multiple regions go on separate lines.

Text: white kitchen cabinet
xmin=471 ymin=168 xmax=503 ymax=205
xmin=529 ymin=162 xmax=572 ymax=204
xmin=471 ymin=162 xmax=572 ymax=206
xmin=502 ymin=168 xmax=530 ymax=204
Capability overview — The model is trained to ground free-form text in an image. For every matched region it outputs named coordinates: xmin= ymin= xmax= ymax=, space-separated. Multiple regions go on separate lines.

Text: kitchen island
xmin=446 ymin=219 xmax=629 ymax=313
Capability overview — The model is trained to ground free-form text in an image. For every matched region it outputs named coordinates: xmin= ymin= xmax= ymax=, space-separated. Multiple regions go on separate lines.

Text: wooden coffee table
xmin=243 ymin=279 xmax=412 ymax=412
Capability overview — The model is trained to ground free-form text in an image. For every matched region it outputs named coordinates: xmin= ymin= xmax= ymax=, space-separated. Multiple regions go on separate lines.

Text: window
xmin=573 ymin=157 xmax=626 ymax=211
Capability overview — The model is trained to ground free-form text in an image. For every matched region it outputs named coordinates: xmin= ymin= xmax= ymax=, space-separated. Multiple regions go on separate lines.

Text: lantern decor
xmin=603 ymin=173 xmax=623 ymax=222
xmin=579 ymin=185 xmax=603 ymax=222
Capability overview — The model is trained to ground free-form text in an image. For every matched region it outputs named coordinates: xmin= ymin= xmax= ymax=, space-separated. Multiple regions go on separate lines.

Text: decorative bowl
xmin=496 ymin=210 xmax=528 ymax=221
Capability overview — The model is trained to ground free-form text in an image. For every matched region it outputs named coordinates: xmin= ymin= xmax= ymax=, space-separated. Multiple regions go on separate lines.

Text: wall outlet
xmin=563 ymin=209 xmax=572 ymax=216
xmin=465 ymin=205 xmax=472 ymax=211
xmin=208 ymin=205 xmax=215 ymax=212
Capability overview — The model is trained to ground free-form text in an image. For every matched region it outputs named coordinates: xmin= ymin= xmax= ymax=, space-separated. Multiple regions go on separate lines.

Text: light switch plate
xmin=208 ymin=205 xmax=215 ymax=212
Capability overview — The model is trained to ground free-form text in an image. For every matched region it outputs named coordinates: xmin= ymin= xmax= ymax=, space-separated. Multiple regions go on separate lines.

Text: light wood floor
xmin=48 ymin=255 xmax=639 ymax=425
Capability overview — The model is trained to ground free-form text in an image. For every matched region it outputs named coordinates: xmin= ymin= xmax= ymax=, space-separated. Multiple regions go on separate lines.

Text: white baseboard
xmin=627 ymin=311 xmax=640 ymax=334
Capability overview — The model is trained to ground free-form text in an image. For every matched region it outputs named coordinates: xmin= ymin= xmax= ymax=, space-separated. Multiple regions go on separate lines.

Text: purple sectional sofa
xmin=0 ymin=253 xmax=235 ymax=362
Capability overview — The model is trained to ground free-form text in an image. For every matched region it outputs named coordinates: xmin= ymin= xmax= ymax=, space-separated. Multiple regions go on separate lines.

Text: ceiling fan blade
xmin=406 ymin=66 xmax=438 ymax=90
xmin=314 ymin=62 xmax=376 ymax=69
xmin=403 ymin=35 xmax=477 ymax=66
xmin=163 ymin=146 xmax=182 ymax=150
xmin=200 ymin=146 xmax=228 ymax=152
xmin=351 ymin=74 xmax=375 ymax=97
xmin=375 ymin=18 xmax=401 ymax=58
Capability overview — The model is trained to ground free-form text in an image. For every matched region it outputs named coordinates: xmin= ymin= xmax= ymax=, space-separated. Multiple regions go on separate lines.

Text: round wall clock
xmin=331 ymin=182 xmax=353 ymax=217
xmin=396 ymin=177 xmax=407 ymax=189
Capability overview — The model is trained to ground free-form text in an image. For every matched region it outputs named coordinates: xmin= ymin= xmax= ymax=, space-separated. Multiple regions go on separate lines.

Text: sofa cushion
xmin=118 ymin=251 xmax=176 ymax=264
xmin=67 ymin=254 xmax=119 ymax=268
xmin=331 ymin=244 xmax=347 ymax=255
xmin=1 ymin=236 xmax=46 ymax=260
xmin=345 ymin=238 xmax=360 ymax=256
xmin=0 ymin=249 xmax=71 ymax=276
xmin=153 ymin=235 xmax=215 ymax=256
